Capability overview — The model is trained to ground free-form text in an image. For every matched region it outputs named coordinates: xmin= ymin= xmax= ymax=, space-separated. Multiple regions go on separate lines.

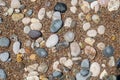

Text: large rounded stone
xmin=64 ymin=31 xmax=75 ymax=42
xmin=35 ymin=48 xmax=48 ymax=58
xmin=28 ymin=30 xmax=42 ymax=39
xmin=0 ymin=37 xmax=10 ymax=47
xmin=103 ymin=46 xmax=114 ymax=57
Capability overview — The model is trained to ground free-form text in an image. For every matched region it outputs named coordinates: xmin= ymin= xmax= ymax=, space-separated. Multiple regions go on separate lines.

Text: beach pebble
xmin=52 ymin=71 xmax=63 ymax=78
xmin=97 ymin=42 xmax=105 ymax=50
xmin=90 ymin=1 xmax=99 ymax=13
xmin=85 ymin=37 xmax=95 ymax=46
xmin=64 ymin=31 xmax=75 ymax=42
xmin=100 ymin=69 xmax=108 ymax=79
xmin=13 ymin=41 xmax=21 ymax=54
xmin=64 ymin=59 xmax=73 ymax=69
xmin=52 ymin=11 xmax=61 ymax=21
xmin=0 ymin=0 xmax=6 ymax=6
xmin=11 ymin=0 xmax=21 ymax=8
xmin=38 ymin=63 xmax=48 ymax=73
xmin=108 ymin=0 xmax=120 ymax=11
xmin=80 ymin=1 xmax=90 ymax=13
xmin=90 ymin=62 xmax=100 ymax=77
xmin=28 ymin=30 xmax=42 ymax=39
xmin=46 ymin=34 xmax=59 ymax=48
xmin=0 ymin=69 xmax=7 ymax=79
xmin=28 ymin=71 xmax=39 ymax=76
xmin=97 ymin=25 xmax=105 ymax=35
xmin=85 ymin=0 xmax=96 ymax=3
xmin=24 ymin=26 xmax=31 ymax=34
xmin=12 ymin=13 xmax=24 ymax=21
xmin=80 ymin=69 xmax=89 ymax=77
xmin=38 ymin=8 xmax=45 ymax=20
xmin=83 ymin=22 xmax=91 ymax=31
xmin=76 ymin=72 xmax=91 ymax=80
xmin=0 ymin=37 xmax=10 ymax=47
xmin=25 ymin=63 xmax=39 ymax=72
xmin=0 ymin=17 xmax=3 ymax=24
xmin=71 ymin=0 xmax=78 ymax=6
xmin=30 ymin=0 xmax=36 ymax=2
xmin=35 ymin=48 xmax=48 ymax=58
xmin=64 ymin=17 xmax=72 ymax=28
xmin=108 ymin=56 xmax=115 ymax=67
xmin=70 ymin=42 xmax=81 ymax=57
xmin=0 ymin=52 xmax=10 ymax=62
xmin=46 ymin=11 xmax=53 ymax=19
xmin=116 ymin=58 xmax=120 ymax=68
xmin=7 ymin=8 xmax=14 ymax=15
xmin=26 ymin=76 xmax=39 ymax=80
xmin=30 ymin=22 xmax=42 ymax=30
xmin=53 ymin=61 xmax=61 ymax=71
xmin=92 ymin=14 xmax=100 ymax=24
xmin=50 ymin=19 xmax=63 ymax=33
xmin=98 ymin=0 xmax=109 ymax=7
xmin=30 ymin=18 xmax=39 ymax=23
xmin=59 ymin=57 xmax=67 ymax=64
xmin=87 ymin=29 xmax=97 ymax=37
xmin=81 ymin=59 xmax=90 ymax=68
xmin=54 ymin=2 xmax=67 ymax=13
xmin=103 ymin=46 xmax=114 ymax=57
xmin=78 ymin=12 xmax=85 ymax=21
xmin=22 ymin=17 xmax=31 ymax=25
xmin=26 ymin=9 xmax=33 ymax=16
xmin=70 ymin=6 xmax=77 ymax=14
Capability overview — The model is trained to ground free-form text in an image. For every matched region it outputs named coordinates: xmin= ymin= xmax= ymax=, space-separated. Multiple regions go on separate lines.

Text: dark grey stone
xmin=35 ymin=48 xmax=48 ymax=58
xmin=103 ymin=46 xmax=114 ymax=57
xmin=28 ymin=30 xmax=42 ymax=39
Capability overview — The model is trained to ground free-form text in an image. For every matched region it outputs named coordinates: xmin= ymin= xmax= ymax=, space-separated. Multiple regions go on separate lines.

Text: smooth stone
xmin=116 ymin=58 xmax=120 ymax=68
xmin=85 ymin=37 xmax=95 ymax=46
xmin=59 ymin=57 xmax=67 ymax=64
xmin=0 ymin=52 xmax=10 ymax=62
xmin=7 ymin=8 xmax=14 ymax=15
xmin=0 ymin=37 xmax=10 ymax=47
xmin=64 ymin=31 xmax=75 ymax=42
xmin=46 ymin=34 xmax=59 ymax=48
xmin=37 ymin=63 xmax=48 ymax=73
xmin=30 ymin=22 xmax=42 ymax=30
xmin=71 ymin=20 xmax=77 ymax=28
xmin=87 ymin=29 xmax=97 ymax=37
xmin=28 ymin=30 xmax=42 ymax=39
xmin=90 ymin=1 xmax=99 ymax=13
xmin=15 ymin=9 xmax=20 ymax=13
xmin=13 ymin=41 xmax=21 ymax=54
xmin=76 ymin=72 xmax=91 ymax=80
xmin=97 ymin=25 xmax=105 ymax=35
xmin=10 ymin=34 xmax=18 ymax=41
xmin=85 ymin=0 xmax=96 ymax=3
xmin=81 ymin=59 xmax=90 ymax=68
xmin=28 ymin=71 xmax=39 ymax=76
xmin=22 ymin=17 xmax=31 ymax=25
xmin=11 ymin=0 xmax=21 ymax=8
xmin=46 ymin=11 xmax=53 ymax=19
xmin=98 ymin=0 xmax=109 ymax=7
xmin=80 ymin=69 xmax=89 ymax=77
xmin=103 ymin=46 xmax=114 ymax=57
xmin=54 ymin=2 xmax=67 ymax=13
xmin=71 ymin=0 xmax=78 ymax=6
xmin=64 ymin=17 xmax=72 ymax=28
xmin=78 ymin=12 xmax=85 ymax=21
xmin=30 ymin=18 xmax=39 ymax=23
xmin=52 ymin=71 xmax=63 ymax=78
xmin=50 ymin=19 xmax=63 ymax=33
xmin=0 ymin=0 xmax=6 ymax=6
xmin=12 ymin=13 xmax=24 ymax=21
xmin=26 ymin=76 xmax=39 ymax=80
xmin=92 ymin=14 xmax=100 ymax=24
xmin=108 ymin=0 xmax=120 ymax=11
xmin=0 ymin=69 xmax=6 ymax=79
xmin=0 ymin=17 xmax=3 ymax=23
xmin=70 ymin=42 xmax=81 ymax=57
xmin=108 ymin=56 xmax=115 ymax=67
xmin=80 ymin=1 xmax=90 ymax=13
xmin=83 ymin=22 xmax=91 ymax=31
xmin=56 ymin=41 xmax=69 ymax=49
xmin=35 ymin=48 xmax=48 ymax=58
xmin=97 ymin=42 xmax=105 ymax=50
xmin=38 ymin=8 xmax=45 ymax=20
xmin=90 ymin=62 xmax=100 ymax=77
xmin=25 ymin=63 xmax=39 ymax=72
xmin=53 ymin=61 xmax=61 ymax=71
xmin=26 ymin=9 xmax=33 ymax=16
xmin=24 ymin=26 xmax=31 ymax=34
xmin=100 ymin=69 xmax=108 ymax=79
xmin=64 ymin=59 xmax=73 ymax=69
xmin=52 ymin=11 xmax=61 ymax=21
xmin=70 ymin=6 xmax=77 ymax=14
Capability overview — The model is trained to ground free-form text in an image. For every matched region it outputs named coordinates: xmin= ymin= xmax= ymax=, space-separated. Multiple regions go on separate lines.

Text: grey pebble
xmin=37 ymin=63 xmax=48 ymax=73
xmin=56 ymin=41 xmax=69 ymax=49
xmin=80 ymin=69 xmax=89 ymax=77
xmin=81 ymin=59 xmax=90 ymax=68
xmin=0 ymin=69 xmax=7 ymax=79
xmin=0 ymin=37 xmax=10 ymax=47
xmin=35 ymin=48 xmax=48 ymax=58
xmin=0 ymin=52 xmax=10 ymax=62
xmin=103 ymin=46 xmax=114 ymax=57
xmin=76 ymin=72 xmax=91 ymax=80
xmin=28 ymin=30 xmax=42 ymax=39
xmin=26 ymin=9 xmax=33 ymax=16
xmin=52 ymin=71 xmax=63 ymax=78
xmin=0 ymin=17 xmax=3 ymax=23
xmin=10 ymin=34 xmax=18 ymax=41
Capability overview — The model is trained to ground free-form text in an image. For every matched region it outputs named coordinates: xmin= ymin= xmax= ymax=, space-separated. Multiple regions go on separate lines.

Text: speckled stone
xmin=28 ymin=30 xmax=42 ymax=39
xmin=103 ymin=46 xmax=114 ymax=57
xmin=0 ymin=69 xmax=6 ymax=79
xmin=52 ymin=71 xmax=63 ymax=78
xmin=0 ymin=52 xmax=10 ymax=62
xmin=0 ymin=37 xmax=10 ymax=47
xmin=35 ymin=48 xmax=48 ymax=58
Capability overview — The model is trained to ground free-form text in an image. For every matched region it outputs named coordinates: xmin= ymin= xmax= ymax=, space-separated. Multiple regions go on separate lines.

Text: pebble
xmin=92 ymin=14 xmax=100 ymax=24
xmin=30 ymin=54 xmax=36 ymax=60
xmin=10 ymin=34 xmax=18 ymax=41
xmin=81 ymin=59 xmax=90 ymax=68
xmin=71 ymin=0 xmax=78 ymax=6
xmin=13 ymin=41 xmax=21 ymax=54
xmin=83 ymin=22 xmax=91 ymax=31
xmin=26 ymin=9 xmax=33 ymax=16
xmin=12 ymin=13 xmax=24 ymax=21
xmin=46 ymin=34 xmax=59 ymax=48
xmin=72 ymin=57 xmax=81 ymax=61
xmin=25 ymin=63 xmax=39 ymax=72
xmin=64 ymin=59 xmax=73 ymax=69
xmin=50 ymin=19 xmax=63 ymax=33
xmin=0 ymin=0 xmax=6 ymax=6
xmin=0 ymin=69 xmax=6 ymax=79
xmin=22 ymin=17 xmax=31 ymax=25
xmin=85 ymin=46 xmax=96 ymax=60
xmin=38 ymin=8 xmax=45 ymax=20
xmin=100 ymin=69 xmax=108 ymax=79
xmin=53 ymin=61 xmax=61 ymax=71
xmin=116 ymin=58 xmax=120 ymax=68
xmin=11 ymin=0 xmax=21 ymax=8
xmin=90 ymin=62 xmax=100 ymax=77
xmin=80 ymin=1 xmax=90 ymax=13
xmin=24 ymin=40 xmax=31 ymax=47
xmin=85 ymin=0 xmax=96 ymax=3
xmin=103 ymin=46 xmax=114 ymax=57
xmin=97 ymin=42 xmax=105 ymax=50
xmin=28 ymin=71 xmax=39 ymax=77
xmin=15 ymin=9 xmax=20 ymax=13
xmin=7 ymin=8 xmax=14 ymax=15
xmin=86 ymin=13 xmax=92 ymax=21
xmin=87 ymin=29 xmax=97 ymax=37
xmin=54 ymin=2 xmax=67 ymax=13
xmin=30 ymin=22 xmax=42 ymax=30
xmin=59 ymin=57 xmax=67 ymax=64
xmin=35 ymin=48 xmax=48 ymax=58
xmin=64 ymin=31 xmax=75 ymax=42
xmin=52 ymin=71 xmax=63 ymax=78
xmin=107 ymin=75 xmax=116 ymax=80
xmin=52 ymin=11 xmax=61 ymax=21
xmin=45 ymin=1 xmax=51 ymax=7
xmin=108 ymin=0 xmax=120 ymax=11
xmin=70 ymin=6 xmax=77 ymax=14
xmin=30 ymin=0 xmax=36 ymax=2
xmin=18 ymin=48 xmax=26 ymax=54
xmin=70 ymin=42 xmax=81 ymax=57
xmin=24 ymin=26 xmax=31 ymax=34
xmin=85 ymin=37 xmax=95 ymax=46
xmin=56 ymin=41 xmax=69 ymax=49
xmin=0 ymin=37 xmax=10 ymax=47
xmin=76 ymin=72 xmax=91 ymax=80
xmin=80 ymin=69 xmax=89 ymax=77
xmin=108 ymin=56 xmax=115 ymax=67
xmin=78 ymin=12 xmax=85 ymax=21
xmin=30 ymin=18 xmax=39 ymax=23
xmin=37 ymin=63 xmax=48 ymax=73
xmin=71 ymin=20 xmax=77 ymax=28
xmin=26 ymin=76 xmax=39 ymax=80
xmin=98 ymin=0 xmax=109 ymax=7
xmin=28 ymin=30 xmax=42 ymax=39
xmin=0 ymin=52 xmax=10 ymax=62
xmin=64 ymin=17 xmax=72 ymax=28
xmin=0 ymin=17 xmax=3 ymax=23
xmin=46 ymin=11 xmax=53 ymax=19
xmin=90 ymin=1 xmax=99 ymax=13
xmin=97 ymin=25 xmax=105 ymax=35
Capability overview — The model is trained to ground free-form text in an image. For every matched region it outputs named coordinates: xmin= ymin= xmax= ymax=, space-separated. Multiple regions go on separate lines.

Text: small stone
xmin=50 ymin=19 xmax=63 ymax=33
xmin=78 ymin=12 xmax=85 ymax=21
xmin=90 ymin=62 xmax=100 ymax=77
xmin=64 ymin=17 xmax=72 ymax=28
xmin=53 ymin=61 xmax=61 ymax=71
xmin=100 ymin=69 xmax=108 ymax=79
xmin=54 ymin=2 xmax=67 ymax=13
xmin=81 ymin=59 xmax=90 ymax=68
xmin=83 ymin=22 xmax=91 ymax=31
xmin=116 ymin=58 xmax=120 ymax=68
xmin=30 ymin=18 xmax=39 ymax=23
xmin=64 ymin=59 xmax=73 ymax=69
xmin=103 ymin=46 xmax=114 ymax=57
xmin=59 ymin=57 xmax=67 ymax=64
xmin=108 ymin=0 xmax=120 ymax=11
xmin=30 ymin=0 xmax=36 ymax=2
xmin=71 ymin=0 xmax=78 ymax=6
xmin=56 ymin=41 xmax=69 ymax=49
xmin=97 ymin=25 xmax=105 ymax=35
xmin=18 ymin=48 xmax=25 ymax=54
xmin=76 ymin=72 xmax=91 ymax=80
xmin=10 ymin=34 xmax=18 ymax=41
xmin=35 ymin=48 xmax=48 ymax=58
xmin=52 ymin=11 xmax=61 ymax=21
xmin=38 ymin=63 xmax=48 ymax=73
xmin=85 ymin=37 xmax=95 ymax=46
xmin=11 ymin=0 xmax=21 ymax=8
xmin=70 ymin=42 xmax=81 ymax=57
xmin=12 ymin=13 xmax=24 ymax=21
xmin=15 ymin=9 xmax=20 ymax=13
xmin=90 ymin=1 xmax=99 ymax=13
xmin=26 ymin=76 xmax=39 ymax=80
xmin=26 ymin=9 xmax=33 ymax=16
xmin=64 ymin=31 xmax=75 ymax=42
xmin=45 ymin=1 xmax=51 ymax=7
xmin=0 ymin=69 xmax=6 ymax=79
xmin=80 ymin=69 xmax=89 ymax=77
xmin=25 ymin=63 xmax=39 ymax=72
xmin=0 ymin=37 xmax=10 ymax=47
xmin=28 ymin=30 xmax=42 ymax=39
xmin=13 ymin=41 xmax=21 ymax=54
xmin=70 ymin=6 xmax=77 ymax=14
xmin=108 ymin=56 xmax=115 ymax=67
xmin=28 ymin=71 xmax=39 ymax=76
xmin=85 ymin=0 xmax=96 ymax=3
xmin=97 ymin=42 xmax=105 ymax=50
xmin=80 ymin=1 xmax=90 ymax=13
xmin=72 ymin=57 xmax=81 ymax=61
xmin=86 ymin=13 xmax=92 ymax=21
xmin=107 ymin=75 xmax=116 ymax=80
xmin=22 ymin=17 xmax=31 ymax=25
xmin=38 ymin=8 xmax=45 ymax=20
xmin=24 ymin=26 xmax=31 ymax=34
xmin=30 ymin=22 xmax=42 ymax=30
xmin=46 ymin=34 xmax=59 ymax=48
xmin=87 ymin=29 xmax=97 ymax=37
xmin=30 ymin=54 xmax=36 ymax=60
xmin=46 ymin=11 xmax=53 ymax=19
xmin=101 ymin=64 xmax=106 ymax=68
xmin=16 ymin=53 xmax=23 ymax=62
xmin=7 ymin=8 xmax=14 ymax=15
xmin=52 ymin=71 xmax=63 ymax=78
xmin=0 ymin=17 xmax=3 ymax=24
xmin=92 ymin=14 xmax=100 ymax=24
xmin=0 ymin=52 xmax=10 ymax=62
xmin=0 ymin=0 xmax=6 ymax=6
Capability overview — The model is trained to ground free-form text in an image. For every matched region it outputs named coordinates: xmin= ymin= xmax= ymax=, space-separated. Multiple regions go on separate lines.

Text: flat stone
xmin=81 ymin=59 xmax=90 ymax=68
xmin=103 ymin=46 xmax=114 ymax=57
xmin=24 ymin=26 xmax=31 ymax=34
xmin=11 ymin=0 xmax=21 ymax=8
xmin=35 ymin=48 xmax=48 ymax=58
xmin=64 ymin=17 xmax=72 ymax=28
xmin=97 ymin=25 xmax=105 ymax=35
xmin=56 ymin=41 xmax=69 ymax=49
xmin=38 ymin=8 xmax=45 ymax=20
xmin=52 ymin=71 xmax=63 ymax=78
xmin=28 ymin=30 xmax=42 ymax=39
xmin=13 ymin=41 xmax=21 ymax=54
xmin=52 ymin=11 xmax=61 ymax=21
xmin=87 ymin=29 xmax=97 ymax=37
xmin=64 ymin=31 xmax=75 ymax=42
xmin=0 ymin=52 xmax=10 ymax=62
xmin=0 ymin=69 xmax=6 ymax=79
xmin=12 ymin=13 xmax=24 ymax=21
xmin=22 ymin=17 xmax=31 ymax=25
xmin=83 ymin=22 xmax=91 ymax=31
xmin=0 ymin=37 xmax=10 ymax=47
xmin=37 ymin=63 xmax=48 ymax=73
xmin=30 ymin=22 xmax=42 ymax=30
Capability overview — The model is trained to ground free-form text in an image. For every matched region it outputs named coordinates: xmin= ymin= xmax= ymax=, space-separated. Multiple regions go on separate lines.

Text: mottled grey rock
xmin=103 ymin=46 xmax=114 ymax=57
xmin=53 ymin=71 xmax=63 ymax=78
xmin=81 ymin=59 xmax=90 ymax=68
xmin=28 ymin=30 xmax=42 ymax=39
xmin=37 ymin=63 xmax=48 ymax=73
xmin=26 ymin=9 xmax=33 ymax=16
xmin=0 ymin=37 xmax=10 ymax=47
xmin=64 ymin=31 xmax=75 ymax=42
xmin=0 ymin=52 xmax=10 ymax=62
xmin=35 ymin=48 xmax=48 ymax=58
xmin=0 ymin=69 xmax=7 ymax=79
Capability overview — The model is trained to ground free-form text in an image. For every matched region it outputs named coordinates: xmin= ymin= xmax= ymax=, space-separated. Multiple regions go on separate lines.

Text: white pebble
xmin=52 ymin=11 xmax=61 ymax=21
xmin=100 ymin=69 xmax=108 ymax=79
xmin=18 ymin=48 xmax=26 ymax=54
xmin=70 ymin=6 xmax=77 ymax=14
xmin=38 ymin=8 xmax=45 ymax=20
xmin=11 ymin=0 xmax=21 ymax=8
xmin=26 ymin=76 xmax=39 ymax=80
xmin=85 ymin=37 xmax=95 ymax=46
xmin=7 ymin=8 xmax=14 ymax=15
xmin=83 ymin=22 xmax=91 ymax=31
xmin=87 ymin=29 xmax=97 ymax=37
xmin=64 ymin=59 xmax=73 ymax=69
xmin=108 ymin=56 xmax=115 ymax=67
xmin=30 ymin=22 xmax=42 ymax=30
xmin=97 ymin=25 xmax=105 ymax=35
xmin=31 ymin=18 xmax=39 ymax=23
xmin=24 ymin=26 xmax=31 ymax=34
xmin=59 ymin=57 xmax=67 ymax=64
xmin=13 ymin=41 xmax=21 ymax=54
xmin=22 ymin=17 xmax=31 ymax=25
xmin=71 ymin=0 xmax=78 ymax=6
xmin=64 ymin=17 xmax=72 ymax=28
xmin=46 ymin=11 xmax=53 ymax=19
xmin=53 ymin=61 xmax=61 ymax=71
xmin=25 ymin=63 xmax=39 ymax=72
xmin=97 ymin=42 xmax=105 ymax=50
xmin=92 ymin=14 xmax=100 ymax=24
xmin=108 ymin=0 xmax=120 ymax=11
xmin=64 ymin=31 xmax=75 ymax=42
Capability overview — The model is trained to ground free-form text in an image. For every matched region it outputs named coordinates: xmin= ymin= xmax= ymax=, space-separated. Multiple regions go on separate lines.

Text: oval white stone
xmin=64 ymin=17 xmax=72 ymax=28
xmin=87 ymin=29 xmax=97 ymax=37
xmin=38 ymin=8 xmax=45 ymax=20
xmin=13 ymin=41 xmax=21 ymax=54
xmin=52 ymin=11 xmax=61 ymax=21
xmin=97 ymin=25 xmax=105 ymax=35
xmin=31 ymin=18 xmax=39 ymax=23
xmin=83 ymin=22 xmax=91 ymax=31
xmin=30 ymin=22 xmax=42 ymax=30
xmin=71 ymin=0 xmax=78 ymax=6
xmin=64 ymin=31 xmax=75 ymax=42
xmin=11 ymin=0 xmax=21 ymax=8
xmin=22 ymin=17 xmax=31 ymax=25
xmin=70 ymin=6 xmax=77 ymax=14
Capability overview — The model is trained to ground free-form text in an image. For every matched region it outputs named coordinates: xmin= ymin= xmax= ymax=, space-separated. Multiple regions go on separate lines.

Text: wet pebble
xmin=0 ymin=37 xmax=10 ymax=47
xmin=24 ymin=26 xmax=31 ymax=34
xmin=30 ymin=22 xmax=42 ymax=30
xmin=87 ymin=29 xmax=97 ymax=37
xmin=103 ymin=46 xmax=114 ymax=57
xmin=81 ymin=59 xmax=90 ymax=68
xmin=64 ymin=31 xmax=75 ymax=42
xmin=38 ymin=8 xmax=45 ymax=20
xmin=0 ymin=69 xmax=6 ymax=79
xmin=35 ymin=48 xmax=48 ymax=58
xmin=13 ymin=41 xmax=21 ymax=54
xmin=11 ymin=0 xmax=21 ymax=8
xmin=52 ymin=71 xmax=63 ymax=78
xmin=38 ymin=63 xmax=48 ymax=73
xmin=28 ymin=30 xmax=42 ymax=39
xmin=97 ymin=25 xmax=105 ymax=35
xmin=0 ymin=52 xmax=10 ymax=62
xmin=26 ymin=9 xmax=33 ymax=16
xmin=52 ymin=11 xmax=61 ymax=21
